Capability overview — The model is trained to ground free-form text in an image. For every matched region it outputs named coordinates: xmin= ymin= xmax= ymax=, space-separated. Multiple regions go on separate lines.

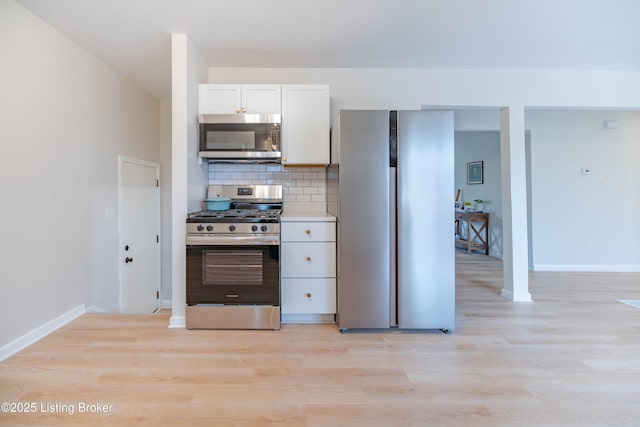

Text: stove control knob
xmin=229 ymin=225 xmax=236 ymax=232
xmin=251 ymin=225 xmax=258 ymax=232
xmin=261 ymin=225 xmax=268 ymax=232
xmin=197 ymin=225 xmax=204 ymax=231
xmin=206 ymin=225 xmax=214 ymax=232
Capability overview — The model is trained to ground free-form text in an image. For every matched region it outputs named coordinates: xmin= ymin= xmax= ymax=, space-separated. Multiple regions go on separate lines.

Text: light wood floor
xmin=2 ymin=252 xmax=640 ymax=426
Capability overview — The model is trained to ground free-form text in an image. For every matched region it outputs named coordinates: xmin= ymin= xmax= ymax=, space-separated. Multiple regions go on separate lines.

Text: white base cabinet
xmin=280 ymin=217 xmax=336 ymax=322
xmin=281 ymin=278 xmax=336 ymax=315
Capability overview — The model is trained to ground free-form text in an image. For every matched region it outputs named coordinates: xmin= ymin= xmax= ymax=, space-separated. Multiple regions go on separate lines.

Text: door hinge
xmin=156 ymin=291 xmax=160 ymax=299
xmin=156 ymin=235 xmax=159 ymax=243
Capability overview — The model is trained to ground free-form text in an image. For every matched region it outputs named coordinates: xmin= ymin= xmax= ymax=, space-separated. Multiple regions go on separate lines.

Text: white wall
xmin=0 ymin=1 xmax=160 ymax=346
xmin=170 ymin=34 xmax=207 ymax=328
xmin=526 ymin=109 xmax=640 ymax=271
xmin=186 ymin=48 xmax=209 ymax=212
xmin=160 ymin=100 xmax=172 ymax=304
xmin=455 ymin=131 xmax=503 ymax=258
xmin=209 ymin=68 xmax=640 ymax=112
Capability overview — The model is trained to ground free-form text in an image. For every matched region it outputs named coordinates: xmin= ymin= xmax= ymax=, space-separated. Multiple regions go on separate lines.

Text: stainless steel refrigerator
xmin=327 ymin=110 xmax=455 ymax=332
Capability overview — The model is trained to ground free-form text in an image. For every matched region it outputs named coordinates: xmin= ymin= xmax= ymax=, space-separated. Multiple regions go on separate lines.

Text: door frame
xmin=118 ymin=155 xmax=161 ymax=313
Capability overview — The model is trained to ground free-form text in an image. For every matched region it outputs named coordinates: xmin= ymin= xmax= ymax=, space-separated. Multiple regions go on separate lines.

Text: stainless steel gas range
xmin=185 ymin=184 xmax=282 ymax=330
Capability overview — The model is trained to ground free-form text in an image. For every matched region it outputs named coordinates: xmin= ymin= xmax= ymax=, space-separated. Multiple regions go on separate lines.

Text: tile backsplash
xmin=208 ymin=163 xmax=327 ymax=212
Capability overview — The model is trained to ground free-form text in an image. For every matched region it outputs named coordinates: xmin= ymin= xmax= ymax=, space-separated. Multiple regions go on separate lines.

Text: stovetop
xmin=187 ymin=208 xmax=281 ymax=223
xmin=187 ymin=184 xmax=283 ymax=225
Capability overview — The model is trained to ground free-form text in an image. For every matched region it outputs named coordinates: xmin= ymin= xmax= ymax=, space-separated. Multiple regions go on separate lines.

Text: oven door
xmin=186 ymin=238 xmax=279 ymax=305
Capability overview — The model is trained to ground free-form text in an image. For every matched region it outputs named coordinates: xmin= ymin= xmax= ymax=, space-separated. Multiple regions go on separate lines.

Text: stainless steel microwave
xmin=198 ymin=114 xmax=281 ymax=160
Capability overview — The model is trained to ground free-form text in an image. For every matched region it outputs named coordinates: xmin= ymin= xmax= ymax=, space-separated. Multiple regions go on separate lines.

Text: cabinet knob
xmin=241 ymin=107 xmax=246 ymax=113
xmin=282 ymin=156 xmax=287 ymax=162
xmin=305 ymin=256 xmax=311 ymax=262
xmin=235 ymin=108 xmax=241 ymax=113
xmin=306 ymin=293 xmax=312 ymax=298
xmin=305 ymin=229 xmax=311 ymax=235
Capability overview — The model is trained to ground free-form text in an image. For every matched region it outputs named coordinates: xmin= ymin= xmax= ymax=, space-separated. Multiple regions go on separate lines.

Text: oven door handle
xmin=186 ymin=235 xmax=279 ymax=246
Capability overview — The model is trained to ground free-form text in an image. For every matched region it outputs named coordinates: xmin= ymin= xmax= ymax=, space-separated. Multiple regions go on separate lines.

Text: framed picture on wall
xmin=467 ymin=161 xmax=484 ymax=185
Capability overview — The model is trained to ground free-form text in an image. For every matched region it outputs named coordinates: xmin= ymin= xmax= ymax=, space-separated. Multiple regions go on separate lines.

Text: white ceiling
xmin=15 ymin=0 xmax=640 ymax=101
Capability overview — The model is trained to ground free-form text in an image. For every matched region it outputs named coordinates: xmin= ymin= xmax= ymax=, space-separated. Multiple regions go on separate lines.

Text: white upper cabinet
xmin=281 ymin=85 xmax=330 ymax=166
xmin=199 ymin=84 xmax=281 ymax=115
xmin=198 ymin=85 xmax=241 ymax=114
xmin=241 ymin=86 xmax=281 ymax=114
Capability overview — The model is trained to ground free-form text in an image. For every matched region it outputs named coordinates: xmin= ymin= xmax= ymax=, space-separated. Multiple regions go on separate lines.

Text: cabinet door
xmin=281 ymin=85 xmax=330 ymax=165
xmin=281 ymin=242 xmax=336 ymax=278
xmin=281 ymin=278 xmax=336 ymax=314
xmin=242 ymin=85 xmax=281 ymax=114
xmin=199 ymin=84 xmax=242 ymax=114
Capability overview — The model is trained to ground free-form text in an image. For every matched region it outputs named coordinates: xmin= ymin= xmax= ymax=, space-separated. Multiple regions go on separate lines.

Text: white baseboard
xmin=500 ymin=289 xmax=513 ymax=300
xmin=161 ymin=300 xmax=172 ymax=309
xmin=168 ymin=315 xmax=185 ymax=328
xmin=534 ymin=264 xmax=640 ymax=272
xmin=86 ymin=305 xmax=111 ymax=313
xmin=0 ymin=304 xmax=86 ymax=362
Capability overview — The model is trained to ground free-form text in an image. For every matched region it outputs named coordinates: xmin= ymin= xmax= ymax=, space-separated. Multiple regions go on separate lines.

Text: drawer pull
xmin=305 ymin=229 xmax=311 ymax=235
xmin=305 ymin=256 xmax=312 ymax=262
xmin=306 ymin=292 xmax=312 ymax=298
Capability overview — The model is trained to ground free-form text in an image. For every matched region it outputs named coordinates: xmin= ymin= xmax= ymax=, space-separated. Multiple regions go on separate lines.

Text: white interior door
xmin=120 ymin=157 xmax=160 ymax=313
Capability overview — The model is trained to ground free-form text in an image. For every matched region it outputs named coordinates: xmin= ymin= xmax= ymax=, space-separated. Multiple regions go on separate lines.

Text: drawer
xmin=281 ymin=242 xmax=336 ymax=278
xmin=281 ymin=278 xmax=336 ymax=314
xmin=281 ymin=221 xmax=336 ymax=242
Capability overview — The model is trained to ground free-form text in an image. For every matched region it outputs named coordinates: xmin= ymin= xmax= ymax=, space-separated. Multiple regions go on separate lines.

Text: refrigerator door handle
xmin=389 ymin=111 xmax=398 ymax=167
xmin=389 ymin=166 xmax=397 ymax=327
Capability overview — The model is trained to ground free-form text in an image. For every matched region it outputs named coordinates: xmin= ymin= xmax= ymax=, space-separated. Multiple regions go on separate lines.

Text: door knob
xmin=306 ymin=293 xmax=312 ymax=298
xmin=125 ymin=257 xmax=133 ymax=264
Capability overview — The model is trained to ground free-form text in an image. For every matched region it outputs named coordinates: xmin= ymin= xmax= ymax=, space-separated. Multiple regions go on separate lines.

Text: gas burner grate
xmin=187 ymin=208 xmax=282 ymax=222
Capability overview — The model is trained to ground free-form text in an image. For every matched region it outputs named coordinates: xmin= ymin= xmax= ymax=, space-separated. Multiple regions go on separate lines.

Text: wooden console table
xmin=455 ymin=211 xmax=489 ymax=255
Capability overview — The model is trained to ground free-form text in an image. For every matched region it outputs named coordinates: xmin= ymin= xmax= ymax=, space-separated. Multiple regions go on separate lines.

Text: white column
xmin=169 ymin=34 xmax=188 ymax=327
xmin=500 ymin=106 xmax=532 ymax=302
